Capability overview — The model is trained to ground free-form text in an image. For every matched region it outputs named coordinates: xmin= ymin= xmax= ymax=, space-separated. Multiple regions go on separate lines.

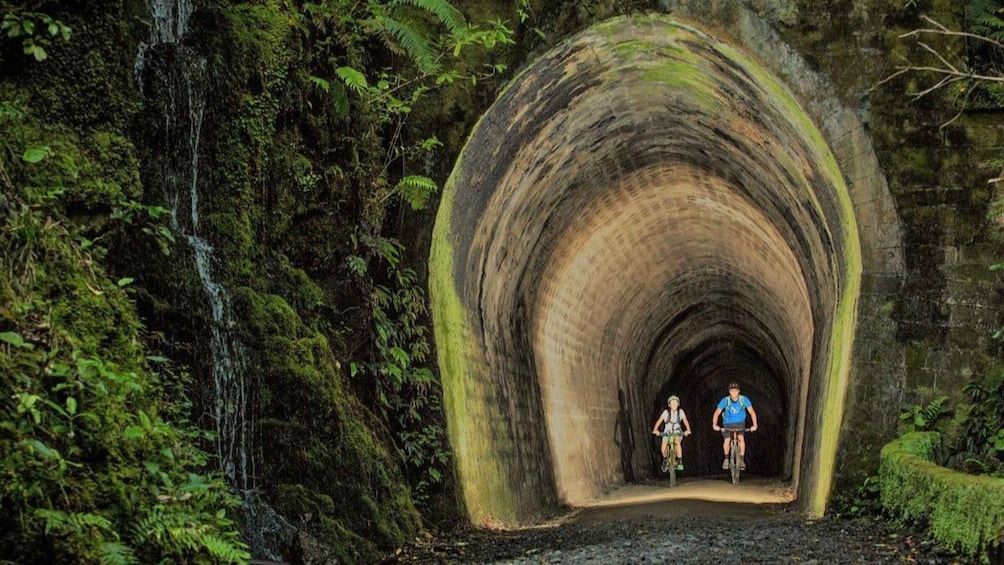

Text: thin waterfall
xmin=140 ymin=2 xmax=252 ymax=494
xmin=136 ymin=1 xmax=294 ymax=558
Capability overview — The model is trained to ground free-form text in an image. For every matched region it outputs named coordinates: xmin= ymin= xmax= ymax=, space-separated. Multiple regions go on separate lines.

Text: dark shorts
xmin=721 ymin=423 xmax=746 ymax=437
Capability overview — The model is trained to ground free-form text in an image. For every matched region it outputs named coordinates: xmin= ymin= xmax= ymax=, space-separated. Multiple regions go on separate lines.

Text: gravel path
xmin=389 ymin=498 xmax=966 ymax=564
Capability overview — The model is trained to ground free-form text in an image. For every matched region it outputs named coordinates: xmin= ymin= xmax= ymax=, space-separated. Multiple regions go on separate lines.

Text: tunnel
xmin=430 ymin=14 xmax=866 ymax=523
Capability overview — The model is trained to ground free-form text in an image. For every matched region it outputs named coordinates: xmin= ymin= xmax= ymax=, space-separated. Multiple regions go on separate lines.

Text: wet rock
xmin=286 ymin=531 xmax=338 ymax=565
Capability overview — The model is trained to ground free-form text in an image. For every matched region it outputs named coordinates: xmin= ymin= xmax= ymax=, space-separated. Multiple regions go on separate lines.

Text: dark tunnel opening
xmin=649 ymin=340 xmax=789 ymax=479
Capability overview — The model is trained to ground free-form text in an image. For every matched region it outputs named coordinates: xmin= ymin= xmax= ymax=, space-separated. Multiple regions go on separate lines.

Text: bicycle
xmin=654 ymin=431 xmax=689 ymax=487
xmin=725 ymin=428 xmax=753 ymax=485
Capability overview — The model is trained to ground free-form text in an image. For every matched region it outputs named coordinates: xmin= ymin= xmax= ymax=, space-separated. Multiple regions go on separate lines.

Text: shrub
xmin=880 ymin=432 xmax=1004 ymax=562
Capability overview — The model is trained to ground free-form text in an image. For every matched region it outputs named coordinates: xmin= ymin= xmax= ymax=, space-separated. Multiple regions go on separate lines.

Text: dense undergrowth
xmin=1 ymin=0 xmax=524 ymax=561
xmin=0 ymin=91 xmax=249 ymax=562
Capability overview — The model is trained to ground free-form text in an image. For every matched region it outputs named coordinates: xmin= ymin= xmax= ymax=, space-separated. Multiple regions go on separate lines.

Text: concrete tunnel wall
xmin=430 ymin=13 xmax=902 ymax=523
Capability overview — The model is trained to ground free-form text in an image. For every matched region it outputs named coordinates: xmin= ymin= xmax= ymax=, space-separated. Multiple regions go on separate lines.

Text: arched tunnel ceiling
xmin=430 ymin=14 xmax=885 ymax=523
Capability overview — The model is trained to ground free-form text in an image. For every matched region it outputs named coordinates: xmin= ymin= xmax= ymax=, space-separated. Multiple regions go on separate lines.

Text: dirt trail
xmin=387 ymin=479 xmax=965 ymax=564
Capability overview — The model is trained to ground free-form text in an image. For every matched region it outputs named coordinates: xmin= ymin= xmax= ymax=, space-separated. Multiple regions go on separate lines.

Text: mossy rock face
xmin=233 ymin=287 xmax=422 ymax=559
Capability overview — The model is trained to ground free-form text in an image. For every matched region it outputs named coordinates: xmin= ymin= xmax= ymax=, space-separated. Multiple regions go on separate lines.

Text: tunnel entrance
xmin=430 ymin=14 xmax=865 ymax=523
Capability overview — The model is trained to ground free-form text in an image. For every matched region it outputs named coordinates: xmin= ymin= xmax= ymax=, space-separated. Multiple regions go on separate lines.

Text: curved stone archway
xmin=430 ymin=13 xmax=900 ymax=523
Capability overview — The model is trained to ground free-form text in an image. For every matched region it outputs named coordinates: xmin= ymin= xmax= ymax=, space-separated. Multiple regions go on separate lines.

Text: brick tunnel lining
xmin=432 ymin=16 xmax=860 ymax=520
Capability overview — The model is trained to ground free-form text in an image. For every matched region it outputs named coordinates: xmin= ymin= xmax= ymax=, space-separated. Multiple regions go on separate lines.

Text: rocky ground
xmin=382 ymin=489 xmax=968 ymax=565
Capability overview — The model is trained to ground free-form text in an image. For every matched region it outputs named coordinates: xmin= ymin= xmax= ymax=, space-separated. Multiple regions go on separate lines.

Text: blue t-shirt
xmin=717 ymin=395 xmax=751 ymax=425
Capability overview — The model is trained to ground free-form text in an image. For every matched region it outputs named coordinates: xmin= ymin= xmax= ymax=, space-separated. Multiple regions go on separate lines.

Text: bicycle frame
xmin=727 ymin=429 xmax=752 ymax=485
xmin=661 ymin=433 xmax=682 ymax=487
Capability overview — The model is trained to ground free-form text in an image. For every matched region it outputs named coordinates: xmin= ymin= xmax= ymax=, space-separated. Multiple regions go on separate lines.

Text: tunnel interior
xmin=649 ymin=341 xmax=789 ymax=478
xmin=430 ymin=15 xmax=862 ymax=522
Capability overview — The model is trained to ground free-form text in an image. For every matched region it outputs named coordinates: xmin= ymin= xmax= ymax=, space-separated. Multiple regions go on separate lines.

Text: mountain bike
xmin=656 ymin=432 xmax=688 ymax=487
xmin=727 ymin=428 xmax=753 ymax=485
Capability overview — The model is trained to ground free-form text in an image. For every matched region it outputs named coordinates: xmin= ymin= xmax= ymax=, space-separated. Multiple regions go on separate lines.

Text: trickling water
xmin=135 ymin=0 xmax=194 ymax=92
xmin=164 ymin=57 xmax=253 ymax=492
xmin=136 ymin=1 xmax=295 ymax=558
xmin=150 ymin=0 xmax=193 ymax=44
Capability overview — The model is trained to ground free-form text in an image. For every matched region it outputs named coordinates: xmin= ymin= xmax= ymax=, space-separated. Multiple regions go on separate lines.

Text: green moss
xmin=430 ymin=147 xmax=521 ymax=523
xmin=234 ymin=287 xmax=422 ymax=559
xmin=880 ymin=432 xmax=1004 ymax=561
xmin=905 ymin=341 xmax=930 ymax=372
xmin=272 ymin=484 xmax=372 ymax=563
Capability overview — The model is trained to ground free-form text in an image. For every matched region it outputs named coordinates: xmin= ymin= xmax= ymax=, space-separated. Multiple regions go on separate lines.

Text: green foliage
xmin=880 ymin=432 xmax=1004 ymax=561
xmin=1 ymin=99 xmax=248 ymax=563
xmin=961 ymin=0 xmax=1004 ymax=107
xmin=0 ymin=339 xmax=250 ymax=563
xmin=898 ymin=396 xmax=953 ymax=433
xmin=829 ymin=475 xmax=882 ymax=518
xmin=1 ymin=10 xmax=71 ymax=62
xmin=393 ymin=174 xmax=439 ymax=210
xmin=968 ymin=0 xmax=1004 ymax=42
xmin=297 ymin=0 xmax=513 ymax=209
xmin=517 ymin=0 xmax=547 ymax=40
xmin=348 ymin=233 xmax=449 ymax=505
xmin=944 ymin=372 xmax=1004 ymax=477
xmin=233 ymin=287 xmax=422 ymax=560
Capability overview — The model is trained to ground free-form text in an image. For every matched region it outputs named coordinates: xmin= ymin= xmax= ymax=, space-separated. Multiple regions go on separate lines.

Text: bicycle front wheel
xmin=730 ymin=443 xmax=740 ymax=485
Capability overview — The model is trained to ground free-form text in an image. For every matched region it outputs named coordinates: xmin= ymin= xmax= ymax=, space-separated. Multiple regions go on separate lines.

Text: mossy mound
xmin=880 ymin=432 xmax=1004 ymax=562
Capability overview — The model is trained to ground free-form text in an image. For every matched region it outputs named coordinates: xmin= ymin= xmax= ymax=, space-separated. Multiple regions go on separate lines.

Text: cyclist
xmin=651 ymin=395 xmax=692 ymax=472
xmin=712 ymin=382 xmax=758 ymax=470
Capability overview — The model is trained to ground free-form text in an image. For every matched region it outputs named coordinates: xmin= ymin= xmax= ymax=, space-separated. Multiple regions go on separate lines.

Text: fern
xmin=394 ymin=175 xmax=439 ymax=210
xmin=131 ymin=506 xmax=173 ymax=545
xmin=336 ymin=66 xmax=369 ymax=92
xmin=381 ymin=16 xmax=440 ymax=74
xmin=36 ymin=509 xmax=113 ymax=536
xmin=900 ymin=396 xmax=952 ymax=431
xmin=976 ymin=12 xmax=1004 ymax=43
xmin=309 ymin=74 xmax=349 ymax=117
xmin=390 ymin=0 xmax=467 ymax=32
xmin=98 ymin=542 xmax=138 ymax=565
xmin=200 ymin=533 xmax=251 ymax=563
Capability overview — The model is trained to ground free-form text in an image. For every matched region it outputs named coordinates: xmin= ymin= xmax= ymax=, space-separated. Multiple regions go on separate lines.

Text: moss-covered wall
xmin=131 ymin=2 xmax=427 ymax=560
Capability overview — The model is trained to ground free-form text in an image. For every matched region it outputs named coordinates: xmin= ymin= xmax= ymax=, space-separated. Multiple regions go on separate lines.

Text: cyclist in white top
xmin=651 ymin=395 xmax=692 ymax=471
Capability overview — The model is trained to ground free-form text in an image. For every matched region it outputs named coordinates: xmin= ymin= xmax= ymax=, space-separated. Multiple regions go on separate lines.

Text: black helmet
xmin=727 ymin=382 xmax=740 ymax=390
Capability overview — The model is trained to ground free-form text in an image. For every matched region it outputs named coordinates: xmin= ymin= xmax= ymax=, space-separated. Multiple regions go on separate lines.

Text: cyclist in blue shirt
xmin=712 ymin=382 xmax=758 ymax=470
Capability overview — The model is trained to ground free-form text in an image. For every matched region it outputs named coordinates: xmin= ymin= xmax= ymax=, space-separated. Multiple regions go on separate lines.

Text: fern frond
xmin=394 ymin=175 xmax=439 ymax=210
xmin=36 ymin=509 xmax=113 ymax=535
xmin=131 ymin=506 xmax=174 ymax=545
xmin=381 ymin=17 xmax=441 ymax=74
xmin=975 ymin=14 xmax=1004 ymax=42
xmin=200 ymin=533 xmax=251 ymax=563
xmin=336 ymin=66 xmax=368 ymax=93
xmin=390 ymin=0 xmax=467 ymax=32
xmin=99 ymin=542 xmax=138 ymax=565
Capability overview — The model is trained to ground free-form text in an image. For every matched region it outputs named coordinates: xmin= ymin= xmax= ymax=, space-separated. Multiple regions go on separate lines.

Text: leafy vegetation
xmin=1 ymin=9 xmax=71 ymax=62
xmin=897 ymin=396 xmax=953 ymax=433
xmin=282 ymin=0 xmax=514 ymax=514
xmin=964 ymin=0 xmax=1004 ymax=107
xmin=347 ymin=234 xmax=448 ymax=505
xmin=947 ymin=372 xmax=1004 ymax=477
xmin=0 ymin=96 xmax=248 ymax=562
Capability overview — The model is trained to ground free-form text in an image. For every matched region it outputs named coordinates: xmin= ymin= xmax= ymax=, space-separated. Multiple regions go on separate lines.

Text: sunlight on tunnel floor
xmin=584 ymin=478 xmax=797 ymax=509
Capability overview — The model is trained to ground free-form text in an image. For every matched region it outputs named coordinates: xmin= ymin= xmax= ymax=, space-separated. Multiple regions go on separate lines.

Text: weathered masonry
xmin=431 ymin=9 xmax=909 ymax=522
